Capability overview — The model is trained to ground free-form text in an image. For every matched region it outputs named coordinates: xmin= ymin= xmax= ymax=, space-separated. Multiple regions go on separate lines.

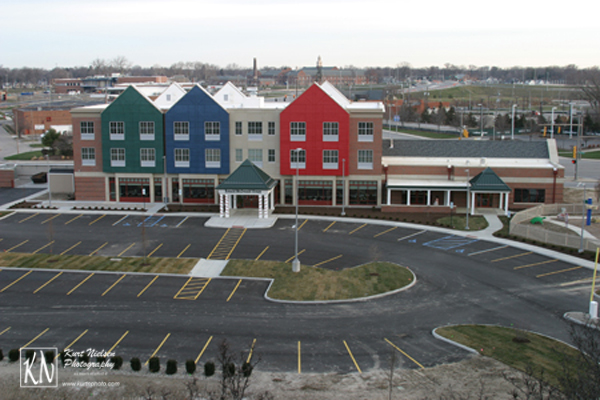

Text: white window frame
xmin=268 ymin=121 xmax=276 ymax=136
xmin=248 ymin=149 xmax=263 ymax=168
xmin=139 ymin=121 xmax=155 ymax=141
xmin=110 ymin=148 xmax=125 ymax=167
xmin=205 ymin=148 xmax=221 ymax=169
xmin=323 ymin=122 xmax=339 ymax=142
xmin=174 ymin=148 xmax=190 ymax=168
xmin=358 ymin=149 xmax=373 ymax=170
xmin=248 ymin=121 xmax=263 ymax=141
xmin=322 ymin=150 xmax=339 ymax=170
xmin=268 ymin=149 xmax=276 ymax=163
xmin=290 ymin=149 xmax=306 ymax=169
xmin=235 ymin=148 xmax=243 ymax=163
xmin=140 ymin=148 xmax=155 ymax=168
xmin=358 ymin=122 xmax=374 ymax=142
xmin=81 ymin=147 xmax=95 ymax=166
xmin=80 ymin=121 xmax=94 ymax=140
xmin=174 ymin=121 xmax=189 ymax=141
xmin=290 ymin=122 xmax=306 ymax=142
xmin=109 ymin=121 xmax=124 ymax=141
xmin=205 ymin=121 xmax=220 ymax=141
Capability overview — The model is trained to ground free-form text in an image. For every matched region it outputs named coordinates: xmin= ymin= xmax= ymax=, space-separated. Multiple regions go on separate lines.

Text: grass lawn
xmin=436 ymin=325 xmax=580 ymax=387
xmin=222 ymin=259 xmax=414 ymax=301
xmin=5 ymin=150 xmax=44 ymax=160
xmin=437 ymin=215 xmax=488 ymax=230
xmin=558 ymin=150 xmax=600 ymax=160
xmin=0 ymin=252 xmax=197 ymax=274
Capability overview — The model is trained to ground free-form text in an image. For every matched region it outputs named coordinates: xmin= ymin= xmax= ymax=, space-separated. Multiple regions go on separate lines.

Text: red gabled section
xmin=280 ymin=83 xmax=350 ymax=176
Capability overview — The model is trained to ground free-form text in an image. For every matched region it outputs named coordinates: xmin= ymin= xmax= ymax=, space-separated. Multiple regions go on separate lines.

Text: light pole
xmin=292 ymin=148 xmax=303 ymax=273
xmin=478 ymin=104 xmax=483 ymax=136
xmin=46 ymin=154 xmax=52 ymax=208
xmin=163 ymin=155 xmax=168 ymax=211
xmin=511 ymin=104 xmax=517 ymax=140
xmin=341 ymin=158 xmax=346 ymax=216
xmin=465 ymin=169 xmax=470 ymax=230
xmin=578 ymin=182 xmax=587 ymax=253
xmin=551 ymin=106 xmax=557 ymax=139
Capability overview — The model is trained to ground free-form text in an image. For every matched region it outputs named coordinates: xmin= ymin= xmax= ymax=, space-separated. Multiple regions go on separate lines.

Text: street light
xmin=341 ymin=158 xmax=346 ymax=216
xmin=478 ymin=104 xmax=483 ymax=136
xmin=511 ymin=104 xmax=517 ymax=140
xmin=292 ymin=148 xmax=303 ymax=273
xmin=46 ymin=154 xmax=52 ymax=208
xmin=465 ymin=169 xmax=470 ymax=230
xmin=551 ymin=107 xmax=557 ymax=139
xmin=578 ymin=182 xmax=587 ymax=253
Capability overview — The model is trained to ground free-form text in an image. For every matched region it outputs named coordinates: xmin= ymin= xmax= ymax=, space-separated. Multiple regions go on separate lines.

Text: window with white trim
xmin=140 ymin=148 xmax=155 ymax=167
xmin=80 ymin=121 xmax=94 ymax=140
xmin=205 ymin=121 xmax=220 ymax=141
xmin=205 ymin=148 xmax=221 ymax=168
xmin=248 ymin=149 xmax=263 ymax=167
xmin=290 ymin=122 xmax=306 ymax=141
xmin=235 ymin=148 xmax=243 ymax=162
xmin=174 ymin=148 xmax=190 ymax=168
xmin=81 ymin=147 xmax=95 ymax=166
xmin=235 ymin=121 xmax=242 ymax=135
xmin=110 ymin=148 xmax=125 ymax=167
xmin=323 ymin=122 xmax=339 ymax=142
xmin=140 ymin=121 xmax=155 ymax=141
xmin=358 ymin=122 xmax=374 ymax=142
xmin=323 ymin=150 xmax=339 ymax=169
xmin=248 ymin=121 xmax=263 ymax=141
xmin=290 ymin=149 xmax=306 ymax=169
xmin=268 ymin=149 xmax=276 ymax=163
xmin=268 ymin=121 xmax=276 ymax=135
xmin=174 ymin=121 xmax=189 ymax=141
xmin=357 ymin=149 xmax=373 ymax=169
xmin=109 ymin=121 xmax=124 ymax=140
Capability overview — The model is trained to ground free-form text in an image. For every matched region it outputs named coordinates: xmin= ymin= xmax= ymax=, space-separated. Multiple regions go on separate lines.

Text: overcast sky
xmin=2 ymin=0 xmax=598 ymax=70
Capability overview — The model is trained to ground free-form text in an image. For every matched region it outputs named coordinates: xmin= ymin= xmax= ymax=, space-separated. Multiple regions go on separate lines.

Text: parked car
xmin=31 ymin=172 xmax=47 ymax=184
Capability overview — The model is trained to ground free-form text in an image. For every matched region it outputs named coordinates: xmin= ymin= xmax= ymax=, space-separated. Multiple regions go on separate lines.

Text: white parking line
xmin=397 ymin=230 xmax=426 ymax=242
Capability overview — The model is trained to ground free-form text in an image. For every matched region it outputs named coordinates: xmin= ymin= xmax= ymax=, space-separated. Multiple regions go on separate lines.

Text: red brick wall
xmin=349 ymin=114 xmax=382 ymax=175
xmin=0 ymin=169 xmax=14 ymax=187
xmin=72 ymin=115 xmax=103 ymax=172
xmin=13 ymin=108 xmax=72 ymax=135
xmin=74 ymin=177 xmax=105 ymax=201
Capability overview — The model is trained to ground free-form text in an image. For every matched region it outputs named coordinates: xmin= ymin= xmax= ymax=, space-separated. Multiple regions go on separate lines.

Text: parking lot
xmin=0 ymin=210 xmax=595 ymax=373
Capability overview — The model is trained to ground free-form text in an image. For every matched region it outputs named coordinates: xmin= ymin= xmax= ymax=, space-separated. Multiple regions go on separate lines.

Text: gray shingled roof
xmin=217 ymin=160 xmax=277 ymax=191
xmin=382 ymin=140 xmax=549 ymax=159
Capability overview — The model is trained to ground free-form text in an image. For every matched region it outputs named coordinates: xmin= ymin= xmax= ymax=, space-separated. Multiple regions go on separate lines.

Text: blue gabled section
xmin=164 ymin=85 xmax=230 ymax=174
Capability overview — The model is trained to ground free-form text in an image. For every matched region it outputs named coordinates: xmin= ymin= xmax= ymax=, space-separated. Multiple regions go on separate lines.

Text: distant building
xmin=13 ymin=106 xmax=75 ymax=136
xmin=52 ymin=75 xmax=168 ymax=94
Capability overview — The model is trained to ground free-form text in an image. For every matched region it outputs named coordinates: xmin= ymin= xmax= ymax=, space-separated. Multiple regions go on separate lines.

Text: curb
xmin=431 ymin=327 xmax=479 ymax=355
xmin=563 ymin=311 xmax=600 ymax=331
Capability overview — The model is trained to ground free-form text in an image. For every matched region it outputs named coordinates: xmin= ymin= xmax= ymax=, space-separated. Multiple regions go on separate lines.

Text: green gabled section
xmin=101 ymin=86 xmax=164 ymax=174
xmin=469 ymin=167 xmax=511 ymax=192
xmin=217 ymin=159 xmax=277 ymax=191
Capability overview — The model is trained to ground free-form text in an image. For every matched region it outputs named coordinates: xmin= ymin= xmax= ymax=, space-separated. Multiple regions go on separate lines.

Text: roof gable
xmin=153 ymin=82 xmax=187 ymax=110
xmin=103 ymin=85 xmax=163 ymax=115
xmin=217 ymin=160 xmax=277 ymax=191
xmin=284 ymin=83 xmax=349 ymax=115
xmin=469 ymin=167 xmax=511 ymax=192
xmin=170 ymin=84 xmax=227 ymax=112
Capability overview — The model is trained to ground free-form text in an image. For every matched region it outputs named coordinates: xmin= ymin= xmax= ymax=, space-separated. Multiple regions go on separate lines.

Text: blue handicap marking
xmin=409 ymin=239 xmax=417 ymax=243
xmin=123 ymin=223 xmax=131 ymax=226
xmin=161 ymin=224 xmax=168 ymax=227
xmin=455 ymin=249 xmax=465 ymax=253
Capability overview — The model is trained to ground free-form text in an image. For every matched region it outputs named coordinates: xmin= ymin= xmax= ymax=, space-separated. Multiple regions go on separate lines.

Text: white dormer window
xmin=224 ymin=94 xmax=229 ymax=102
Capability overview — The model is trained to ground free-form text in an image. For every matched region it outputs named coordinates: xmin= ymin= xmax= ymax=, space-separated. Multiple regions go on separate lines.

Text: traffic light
xmin=573 ymin=146 xmax=577 ymax=159
xmin=572 ymin=159 xmax=577 ymax=164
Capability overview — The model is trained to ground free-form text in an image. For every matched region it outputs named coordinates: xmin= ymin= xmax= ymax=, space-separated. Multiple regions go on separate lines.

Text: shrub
xmin=0 ymin=349 xmax=3 ymax=361
xmin=204 ymin=361 xmax=215 ymax=377
xmin=9 ymin=349 xmax=19 ymax=362
xmin=148 ymin=356 xmax=160 ymax=373
xmin=130 ymin=357 xmax=141 ymax=372
xmin=185 ymin=359 xmax=196 ymax=374
xmin=44 ymin=351 xmax=55 ymax=364
xmin=80 ymin=352 xmax=90 ymax=364
xmin=96 ymin=356 xmax=106 ymax=364
xmin=223 ymin=362 xmax=235 ymax=378
xmin=110 ymin=356 xmax=122 ymax=370
xmin=166 ymin=359 xmax=177 ymax=375
xmin=242 ymin=361 xmax=253 ymax=377
xmin=25 ymin=349 xmax=35 ymax=361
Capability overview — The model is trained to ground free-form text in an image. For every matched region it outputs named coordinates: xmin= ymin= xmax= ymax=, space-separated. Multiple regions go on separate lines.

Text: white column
xmin=387 ymin=188 xmax=391 ymax=205
xmin=270 ymin=190 xmax=275 ymax=210
xmin=233 ymin=194 xmax=237 ymax=209
xmin=115 ymin=177 xmax=120 ymax=202
xmin=499 ymin=192 xmax=504 ymax=210
xmin=427 ymin=190 xmax=431 ymax=206
xmin=504 ymin=193 xmax=509 ymax=215
xmin=225 ymin=194 xmax=230 ymax=218
xmin=407 ymin=190 xmax=411 ymax=205
xmin=258 ymin=194 xmax=264 ymax=219
xmin=470 ymin=191 xmax=476 ymax=215
xmin=446 ymin=190 xmax=451 ymax=206
xmin=219 ymin=193 xmax=224 ymax=218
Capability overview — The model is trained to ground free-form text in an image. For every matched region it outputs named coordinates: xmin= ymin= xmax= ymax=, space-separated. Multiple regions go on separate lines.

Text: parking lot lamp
xmin=341 ymin=158 xmax=346 ymax=216
xmin=511 ymin=104 xmax=517 ymax=140
xmin=465 ymin=169 xmax=470 ymax=230
xmin=46 ymin=154 xmax=52 ymax=208
xmin=292 ymin=148 xmax=303 ymax=273
xmin=551 ymin=107 xmax=557 ymax=139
